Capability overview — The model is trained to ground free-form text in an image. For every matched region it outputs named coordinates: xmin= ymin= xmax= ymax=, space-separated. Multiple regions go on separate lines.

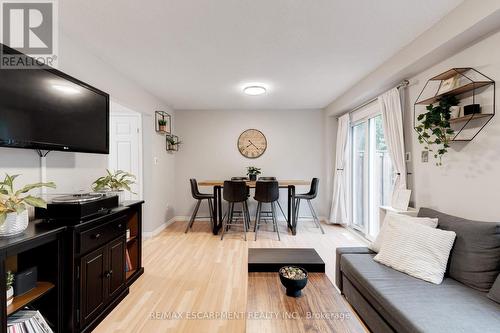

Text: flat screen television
xmin=0 ymin=44 xmax=109 ymax=154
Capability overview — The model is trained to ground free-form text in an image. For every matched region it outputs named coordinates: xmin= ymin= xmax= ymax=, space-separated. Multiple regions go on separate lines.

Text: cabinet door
xmin=107 ymin=237 xmax=126 ymax=298
xmin=80 ymin=246 xmax=107 ymax=326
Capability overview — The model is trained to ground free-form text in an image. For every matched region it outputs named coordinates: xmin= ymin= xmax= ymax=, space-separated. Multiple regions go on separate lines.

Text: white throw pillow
xmin=373 ymin=218 xmax=456 ymax=284
xmin=369 ymin=213 xmax=438 ymax=252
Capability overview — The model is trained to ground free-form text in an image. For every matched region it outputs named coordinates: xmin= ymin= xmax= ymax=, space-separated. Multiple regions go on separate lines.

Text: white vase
xmin=6 ymin=286 xmax=13 ymax=306
xmin=0 ymin=210 xmax=29 ymax=237
xmin=101 ymin=190 xmax=124 ymax=204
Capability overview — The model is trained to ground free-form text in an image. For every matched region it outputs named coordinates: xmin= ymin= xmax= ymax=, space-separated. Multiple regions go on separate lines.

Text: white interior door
xmin=109 ymin=102 xmax=142 ymax=201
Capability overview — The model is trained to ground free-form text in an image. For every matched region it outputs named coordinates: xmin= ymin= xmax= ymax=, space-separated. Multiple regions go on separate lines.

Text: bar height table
xmin=197 ymin=180 xmax=311 ymax=236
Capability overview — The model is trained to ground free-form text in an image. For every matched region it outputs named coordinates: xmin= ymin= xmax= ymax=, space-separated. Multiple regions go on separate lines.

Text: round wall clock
xmin=238 ymin=129 xmax=267 ymax=158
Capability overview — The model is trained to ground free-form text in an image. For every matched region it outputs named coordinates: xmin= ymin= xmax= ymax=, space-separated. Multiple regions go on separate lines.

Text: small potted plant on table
xmin=92 ymin=169 xmax=136 ymax=203
xmin=279 ymin=266 xmax=308 ymax=297
xmin=0 ymin=174 xmax=56 ymax=237
xmin=246 ymin=166 xmax=261 ymax=181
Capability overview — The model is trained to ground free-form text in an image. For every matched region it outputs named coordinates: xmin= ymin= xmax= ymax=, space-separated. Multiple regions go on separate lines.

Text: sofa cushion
xmin=418 ymin=207 xmax=500 ymax=291
xmin=374 ymin=217 xmax=455 ymax=284
xmin=487 ymin=274 xmax=500 ymax=304
xmin=340 ymin=253 xmax=500 ymax=333
xmin=369 ymin=213 xmax=438 ymax=252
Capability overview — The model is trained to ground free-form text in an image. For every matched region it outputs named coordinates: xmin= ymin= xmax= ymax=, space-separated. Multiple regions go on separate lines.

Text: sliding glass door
xmin=351 ymin=112 xmax=394 ymax=238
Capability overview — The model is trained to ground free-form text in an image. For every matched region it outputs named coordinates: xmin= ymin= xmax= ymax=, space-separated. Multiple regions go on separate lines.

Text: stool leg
xmin=186 ymin=200 xmax=201 ymax=233
xmin=272 ymin=202 xmax=280 ymax=241
xmin=243 ymin=201 xmax=248 ymax=241
xmin=307 ymin=199 xmax=325 ymax=234
xmin=254 ymin=202 xmax=261 ymax=241
xmin=277 ymin=201 xmax=287 ymax=222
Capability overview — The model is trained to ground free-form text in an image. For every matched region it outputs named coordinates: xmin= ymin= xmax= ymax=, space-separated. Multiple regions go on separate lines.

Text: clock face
xmin=238 ymin=129 xmax=267 ymax=159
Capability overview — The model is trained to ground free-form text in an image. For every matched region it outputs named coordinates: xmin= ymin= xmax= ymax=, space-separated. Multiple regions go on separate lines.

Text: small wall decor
xmin=155 ymin=111 xmax=171 ymax=134
xmin=414 ymin=67 xmax=495 ymax=166
xmin=166 ymin=134 xmax=181 ymax=152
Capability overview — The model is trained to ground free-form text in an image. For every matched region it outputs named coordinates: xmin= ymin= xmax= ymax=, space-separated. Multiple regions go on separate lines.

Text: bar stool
xmin=294 ymin=178 xmax=325 ymax=234
xmin=254 ymin=180 xmax=280 ymax=241
xmin=221 ymin=180 xmax=251 ymax=240
xmin=229 ymin=177 xmax=250 ymax=226
xmin=185 ymin=179 xmax=214 ymax=233
xmin=259 ymin=177 xmax=287 ymax=222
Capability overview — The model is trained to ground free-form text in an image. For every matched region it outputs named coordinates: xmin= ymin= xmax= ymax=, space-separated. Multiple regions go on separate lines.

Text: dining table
xmin=197 ymin=180 xmax=311 ymax=236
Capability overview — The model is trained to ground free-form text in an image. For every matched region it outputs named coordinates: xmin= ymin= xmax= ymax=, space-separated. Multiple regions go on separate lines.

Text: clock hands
xmin=248 ymin=140 xmax=261 ymax=151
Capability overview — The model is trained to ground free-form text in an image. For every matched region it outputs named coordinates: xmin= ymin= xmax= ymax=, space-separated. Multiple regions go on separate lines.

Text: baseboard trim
xmin=143 ymin=216 xmax=176 ymax=239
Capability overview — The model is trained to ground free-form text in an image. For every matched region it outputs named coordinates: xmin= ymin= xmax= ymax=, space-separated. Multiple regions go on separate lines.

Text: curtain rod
xmin=336 ymin=79 xmax=409 ymax=119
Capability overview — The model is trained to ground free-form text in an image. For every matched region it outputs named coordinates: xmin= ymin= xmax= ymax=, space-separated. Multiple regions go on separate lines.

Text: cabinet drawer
xmin=78 ymin=216 xmax=126 ymax=254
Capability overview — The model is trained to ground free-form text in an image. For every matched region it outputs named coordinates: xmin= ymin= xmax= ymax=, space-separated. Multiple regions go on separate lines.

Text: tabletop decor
xmin=246 ymin=166 xmax=261 ymax=181
xmin=0 ymin=174 xmax=56 ymax=237
xmin=279 ymin=266 xmax=308 ymax=297
xmin=92 ymin=169 xmax=136 ymax=203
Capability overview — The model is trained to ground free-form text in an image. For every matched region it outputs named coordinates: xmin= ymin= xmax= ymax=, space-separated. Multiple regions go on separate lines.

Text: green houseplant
xmin=0 ymin=174 xmax=56 ymax=236
xmin=166 ymin=135 xmax=182 ymax=151
xmin=158 ymin=119 xmax=168 ymax=132
xmin=92 ymin=170 xmax=136 ymax=203
xmin=246 ymin=166 xmax=261 ymax=181
xmin=415 ymin=95 xmax=458 ymax=166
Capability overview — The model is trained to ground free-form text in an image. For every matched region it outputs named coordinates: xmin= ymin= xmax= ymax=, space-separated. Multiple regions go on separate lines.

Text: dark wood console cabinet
xmin=0 ymin=201 xmax=144 ymax=333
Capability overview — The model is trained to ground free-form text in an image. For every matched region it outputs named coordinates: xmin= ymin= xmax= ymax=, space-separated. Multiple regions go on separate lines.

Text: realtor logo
xmin=0 ymin=0 xmax=58 ymax=68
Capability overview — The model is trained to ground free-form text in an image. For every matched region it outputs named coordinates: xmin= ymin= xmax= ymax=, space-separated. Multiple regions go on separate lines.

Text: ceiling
xmin=60 ymin=0 xmax=463 ymax=110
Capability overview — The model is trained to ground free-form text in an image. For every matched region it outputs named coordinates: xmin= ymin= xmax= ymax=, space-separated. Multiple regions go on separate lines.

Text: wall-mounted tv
xmin=0 ymin=44 xmax=109 ymax=154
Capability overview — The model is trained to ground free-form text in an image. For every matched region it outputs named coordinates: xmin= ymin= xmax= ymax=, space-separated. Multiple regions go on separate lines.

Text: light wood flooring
xmin=94 ymin=219 xmax=367 ymax=333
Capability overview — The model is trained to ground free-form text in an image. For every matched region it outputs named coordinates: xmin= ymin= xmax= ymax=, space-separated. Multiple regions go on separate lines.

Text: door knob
xmin=93 ymin=233 xmax=101 ymax=239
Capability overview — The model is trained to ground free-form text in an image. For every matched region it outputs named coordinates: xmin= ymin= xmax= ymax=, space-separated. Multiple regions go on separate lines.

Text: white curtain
xmin=329 ymin=114 xmax=350 ymax=224
xmin=378 ymin=88 xmax=407 ymax=191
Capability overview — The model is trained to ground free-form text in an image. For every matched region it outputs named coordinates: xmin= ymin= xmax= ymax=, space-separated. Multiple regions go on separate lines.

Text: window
xmin=350 ymin=107 xmax=394 ymax=239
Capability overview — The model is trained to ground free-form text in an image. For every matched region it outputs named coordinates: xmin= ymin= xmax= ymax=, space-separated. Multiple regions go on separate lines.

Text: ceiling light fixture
xmin=243 ymin=85 xmax=266 ymax=96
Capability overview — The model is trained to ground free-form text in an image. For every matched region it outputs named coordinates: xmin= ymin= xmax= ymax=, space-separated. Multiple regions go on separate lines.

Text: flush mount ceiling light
xmin=243 ymin=85 xmax=267 ymax=96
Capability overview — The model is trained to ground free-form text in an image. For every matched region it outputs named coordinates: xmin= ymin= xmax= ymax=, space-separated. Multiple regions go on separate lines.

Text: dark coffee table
xmin=248 ymin=248 xmax=325 ymax=272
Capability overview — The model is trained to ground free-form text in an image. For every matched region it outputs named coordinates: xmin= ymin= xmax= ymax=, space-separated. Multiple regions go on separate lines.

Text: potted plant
xmin=158 ymin=119 xmax=168 ymax=132
xmin=279 ymin=266 xmax=308 ymax=297
xmin=246 ymin=166 xmax=261 ymax=181
xmin=166 ymin=135 xmax=182 ymax=151
xmin=6 ymin=271 xmax=14 ymax=306
xmin=415 ymin=95 xmax=458 ymax=166
xmin=0 ymin=174 xmax=56 ymax=237
xmin=92 ymin=169 xmax=136 ymax=203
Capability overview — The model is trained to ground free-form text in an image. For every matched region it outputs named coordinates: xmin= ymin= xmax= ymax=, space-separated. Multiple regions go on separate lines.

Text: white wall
xmin=174 ymin=109 xmax=327 ymax=219
xmin=403 ymin=29 xmax=500 ymax=221
xmin=0 ymin=33 xmax=175 ymax=233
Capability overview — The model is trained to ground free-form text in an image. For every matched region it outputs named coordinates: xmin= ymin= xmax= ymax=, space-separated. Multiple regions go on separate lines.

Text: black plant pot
xmin=249 ymin=174 xmax=257 ymax=181
xmin=279 ymin=266 xmax=308 ymax=297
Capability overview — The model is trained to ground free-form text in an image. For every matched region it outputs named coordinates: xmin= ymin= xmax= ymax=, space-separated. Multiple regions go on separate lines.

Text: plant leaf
xmin=23 ymin=195 xmax=48 ymax=209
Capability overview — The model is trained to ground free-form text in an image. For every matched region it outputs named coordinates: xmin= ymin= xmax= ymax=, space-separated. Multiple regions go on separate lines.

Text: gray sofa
xmin=335 ymin=208 xmax=500 ymax=333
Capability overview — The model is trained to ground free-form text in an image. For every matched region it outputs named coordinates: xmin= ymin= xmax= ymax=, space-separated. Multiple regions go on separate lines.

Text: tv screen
xmin=0 ymin=46 xmax=109 ymax=154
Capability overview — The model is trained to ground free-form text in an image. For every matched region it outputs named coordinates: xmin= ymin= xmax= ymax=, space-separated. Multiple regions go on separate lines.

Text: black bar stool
xmin=185 ymin=179 xmax=214 ymax=233
xmin=221 ymin=180 xmax=250 ymax=240
xmin=259 ymin=177 xmax=287 ymax=222
xmin=294 ymin=178 xmax=325 ymax=234
xmin=254 ymin=180 xmax=280 ymax=241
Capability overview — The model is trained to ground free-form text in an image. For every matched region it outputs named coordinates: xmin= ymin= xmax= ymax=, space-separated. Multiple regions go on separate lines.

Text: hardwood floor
xmin=93 ymin=219 xmax=367 ymax=333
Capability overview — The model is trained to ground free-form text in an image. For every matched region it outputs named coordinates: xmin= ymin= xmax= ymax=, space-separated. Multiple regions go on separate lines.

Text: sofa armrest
xmin=336 ymin=247 xmax=374 ymax=292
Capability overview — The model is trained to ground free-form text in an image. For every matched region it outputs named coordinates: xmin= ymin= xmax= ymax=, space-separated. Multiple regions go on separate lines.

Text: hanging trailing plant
xmin=415 ymin=95 xmax=458 ymax=166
